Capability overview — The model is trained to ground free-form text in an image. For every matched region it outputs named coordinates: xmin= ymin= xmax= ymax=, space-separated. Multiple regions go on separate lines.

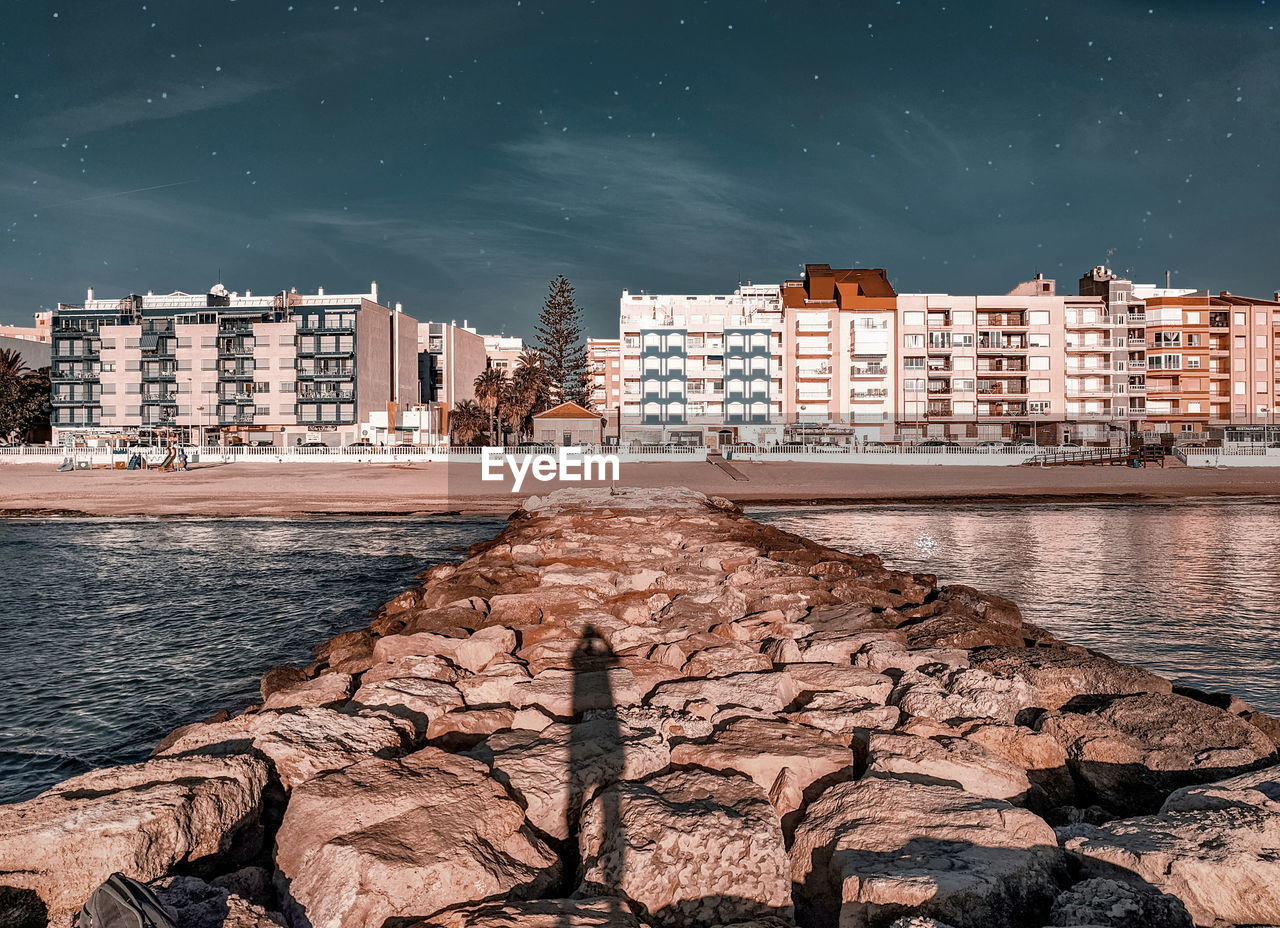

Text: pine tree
xmin=533 ymin=275 xmax=590 ymax=407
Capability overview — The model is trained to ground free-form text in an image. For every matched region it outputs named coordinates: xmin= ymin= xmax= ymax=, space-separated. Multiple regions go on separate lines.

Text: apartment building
xmin=0 ymin=311 xmax=52 ymax=344
xmin=50 ymin=283 xmax=418 ymax=445
xmin=619 ymin=283 xmax=787 ymax=444
xmin=586 ymin=337 xmax=622 ymax=412
xmin=483 ymin=334 xmax=526 ymax=372
xmin=417 ymin=321 xmax=487 ymax=407
xmin=618 ymin=264 xmax=1177 ymax=445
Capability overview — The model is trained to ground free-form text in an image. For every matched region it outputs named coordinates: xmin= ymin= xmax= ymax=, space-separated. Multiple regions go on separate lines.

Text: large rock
xmin=670 ymin=717 xmax=852 ymax=816
xmin=274 ymin=747 xmax=560 ymax=928
xmin=891 ymin=665 xmax=1037 ymax=725
xmin=646 ymin=671 xmax=796 ymax=718
xmin=350 ymin=676 xmax=464 ymax=734
xmin=781 ymin=664 xmax=895 ymax=704
xmin=261 ymin=672 xmax=354 ymax=711
xmin=1061 ymin=763 xmax=1280 ymax=927
xmin=1036 ymin=692 xmax=1276 ymax=813
xmin=508 ymin=666 xmax=642 ymax=717
xmin=790 ymin=776 xmax=1061 ymax=928
xmin=577 ymin=769 xmax=791 ymax=928
xmin=0 ymin=755 xmax=268 ymax=925
xmin=409 ymin=897 xmax=643 ymax=928
xmin=1046 ymin=877 xmax=1191 ymax=928
xmin=155 ymin=707 xmax=413 ymax=789
xmin=152 ymin=875 xmax=287 ymax=928
xmin=863 ymin=732 xmax=1031 ymax=802
xmin=968 ymin=647 xmax=1173 ymax=711
xmin=467 ymin=717 xmax=670 ymax=840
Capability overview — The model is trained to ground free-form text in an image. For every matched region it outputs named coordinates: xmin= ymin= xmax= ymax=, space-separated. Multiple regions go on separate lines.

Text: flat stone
xmin=790 ymin=776 xmax=1061 ymax=928
xmin=0 ymin=754 xmax=268 ymax=925
xmin=578 ymin=769 xmax=791 ymax=928
xmin=274 ymin=747 xmax=560 ymax=928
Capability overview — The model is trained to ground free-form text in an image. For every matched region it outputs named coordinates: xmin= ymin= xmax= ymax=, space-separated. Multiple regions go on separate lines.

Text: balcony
xmin=977 ymin=360 xmax=1027 ymax=373
xmin=1127 ymin=359 xmax=1147 ymax=370
xmin=299 ymin=389 xmax=355 ymax=401
xmin=978 ymin=382 xmax=1027 ymax=395
xmin=51 ymin=370 xmax=100 ymax=381
xmin=298 ymin=322 xmax=355 ymax=334
xmin=142 ymin=392 xmax=178 ymax=403
xmin=219 ymin=369 xmax=255 ymax=379
xmin=219 ymin=414 xmax=256 ymax=425
xmin=926 ymin=403 xmax=953 ymax=417
xmin=851 ymin=388 xmax=889 ymax=399
xmin=851 ymin=365 xmax=888 ymax=377
xmin=297 ymin=368 xmax=354 ymax=379
xmin=977 ymin=404 xmax=1029 ymax=418
xmin=51 ymin=395 xmax=98 ymax=406
xmin=1066 ymin=339 xmax=1120 ymax=351
xmin=218 ymin=321 xmax=255 ymax=334
xmin=141 ymin=369 xmax=178 ymax=381
xmin=977 ymin=338 xmax=1027 ymax=351
xmin=977 ymin=313 xmax=1026 ymax=327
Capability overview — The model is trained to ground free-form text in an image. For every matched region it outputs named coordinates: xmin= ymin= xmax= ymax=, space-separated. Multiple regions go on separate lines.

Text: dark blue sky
xmin=2 ymin=0 xmax=1277 ymax=336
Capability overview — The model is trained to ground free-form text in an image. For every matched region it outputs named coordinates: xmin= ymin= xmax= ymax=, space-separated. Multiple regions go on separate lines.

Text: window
xmin=903 ymin=379 xmax=925 ymax=393
xmin=1029 ymin=310 xmax=1050 ymax=325
xmin=1235 ymin=382 xmax=1246 ymax=395
xmin=1153 ymin=331 xmax=1181 ymax=347
xmin=1029 ymin=401 xmax=1050 ymax=414
xmin=624 ymin=336 xmax=639 ymax=348
xmin=254 ymin=405 xmax=270 ymax=416
xmin=1186 ymin=334 xmax=1201 ymax=347
xmin=904 ymin=357 xmax=926 ymax=370
xmin=1028 ymin=333 xmax=1050 ymax=348
xmin=953 ymin=311 xmax=973 ymax=325
xmin=952 ymin=379 xmax=974 ymax=392
xmin=1258 ymin=382 xmax=1269 ymax=394
xmin=1186 ymin=357 xmax=1201 ymax=369
xmin=1029 ymin=379 xmax=1051 ymax=393
xmin=902 ymin=312 xmax=925 ymax=326
xmin=1185 ymin=312 xmax=1200 ymax=324
xmin=1186 ymin=402 xmax=1201 ymax=413
xmin=1234 ymin=312 xmax=1246 ymax=326
xmin=904 ymin=335 xmax=924 ymax=348
xmin=253 ymin=381 xmax=270 ymax=393
xmin=1149 ymin=354 xmax=1181 ymax=371
xmin=953 ymin=333 xmax=974 ymax=348
xmin=1029 ymin=356 xmax=1050 ymax=370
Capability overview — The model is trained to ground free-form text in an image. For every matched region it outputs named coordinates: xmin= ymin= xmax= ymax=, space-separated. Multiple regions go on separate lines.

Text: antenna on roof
xmin=1164 ymin=269 xmax=1172 ymax=288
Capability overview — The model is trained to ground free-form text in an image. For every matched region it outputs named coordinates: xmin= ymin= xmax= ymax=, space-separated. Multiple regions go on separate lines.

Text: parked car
xmin=1060 ymin=441 xmax=1083 ymax=448
xmin=863 ymin=440 xmax=890 ymax=450
xmin=347 ymin=440 xmax=374 ymax=448
xmin=300 ymin=441 xmax=329 ymax=449
xmin=916 ymin=440 xmax=961 ymax=448
xmin=1010 ymin=439 xmax=1037 ymax=447
xmin=248 ymin=440 xmax=275 ymax=447
xmin=975 ymin=440 xmax=1008 ymax=448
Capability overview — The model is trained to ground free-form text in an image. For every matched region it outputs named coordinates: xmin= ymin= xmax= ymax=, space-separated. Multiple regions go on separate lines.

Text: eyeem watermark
xmin=480 ymin=446 xmax=621 ymax=492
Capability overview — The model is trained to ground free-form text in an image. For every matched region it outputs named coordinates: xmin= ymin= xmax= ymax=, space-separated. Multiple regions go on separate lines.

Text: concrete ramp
xmin=707 ymin=450 xmax=750 ymax=481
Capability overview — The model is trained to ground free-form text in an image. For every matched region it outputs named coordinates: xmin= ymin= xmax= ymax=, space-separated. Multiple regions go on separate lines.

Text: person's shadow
xmin=565 ymin=625 xmax=625 ymax=910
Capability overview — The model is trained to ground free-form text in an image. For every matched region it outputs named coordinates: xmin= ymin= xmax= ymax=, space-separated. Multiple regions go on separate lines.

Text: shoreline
xmin=2 ymin=460 xmax=1279 ymax=518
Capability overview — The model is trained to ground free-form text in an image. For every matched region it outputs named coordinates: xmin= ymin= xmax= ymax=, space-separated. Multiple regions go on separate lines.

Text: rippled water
xmin=756 ymin=499 xmax=1280 ymax=714
xmin=0 ymin=517 xmax=501 ymax=803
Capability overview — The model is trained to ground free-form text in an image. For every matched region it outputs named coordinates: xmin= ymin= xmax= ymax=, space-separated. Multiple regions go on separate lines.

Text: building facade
xmin=618 ymin=264 xmax=1280 ymax=445
xmin=586 ymin=337 xmax=621 ymax=413
xmin=50 ymin=283 xmax=418 ymax=446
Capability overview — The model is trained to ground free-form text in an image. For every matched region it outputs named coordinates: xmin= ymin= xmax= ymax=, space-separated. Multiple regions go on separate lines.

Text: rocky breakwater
xmin=3 ymin=486 xmax=1280 ymax=928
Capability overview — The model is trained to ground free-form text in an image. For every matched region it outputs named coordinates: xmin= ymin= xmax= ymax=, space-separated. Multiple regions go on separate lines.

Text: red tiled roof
xmin=532 ymin=401 xmax=601 ymax=420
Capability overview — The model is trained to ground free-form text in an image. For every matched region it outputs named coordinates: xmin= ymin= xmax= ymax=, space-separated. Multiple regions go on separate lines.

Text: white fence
xmin=0 ymin=444 xmax=707 ymax=465
xmin=1175 ymin=445 xmax=1280 ymax=467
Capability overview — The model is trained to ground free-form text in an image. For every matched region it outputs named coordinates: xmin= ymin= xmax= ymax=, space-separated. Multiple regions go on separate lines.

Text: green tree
xmin=533 ymin=275 xmax=590 ymax=407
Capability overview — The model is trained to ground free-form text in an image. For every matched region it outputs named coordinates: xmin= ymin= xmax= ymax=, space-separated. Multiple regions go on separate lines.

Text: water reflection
xmin=757 ymin=499 xmax=1280 ymax=713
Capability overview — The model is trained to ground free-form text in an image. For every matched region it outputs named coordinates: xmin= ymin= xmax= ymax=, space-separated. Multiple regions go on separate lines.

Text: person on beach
xmin=176 ymin=448 xmax=188 ymax=471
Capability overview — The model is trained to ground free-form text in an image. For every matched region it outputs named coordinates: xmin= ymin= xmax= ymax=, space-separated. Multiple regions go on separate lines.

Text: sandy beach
xmin=2 ymin=459 xmax=1277 ymax=516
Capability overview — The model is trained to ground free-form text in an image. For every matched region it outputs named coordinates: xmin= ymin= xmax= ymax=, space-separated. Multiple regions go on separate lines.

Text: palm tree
xmin=501 ymin=351 xmax=552 ymax=442
xmin=473 ymin=367 xmax=508 ymax=444
xmin=448 ymin=399 xmax=488 ymax=446
xmin=0 ymin=349 xmax=26 ymax=387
